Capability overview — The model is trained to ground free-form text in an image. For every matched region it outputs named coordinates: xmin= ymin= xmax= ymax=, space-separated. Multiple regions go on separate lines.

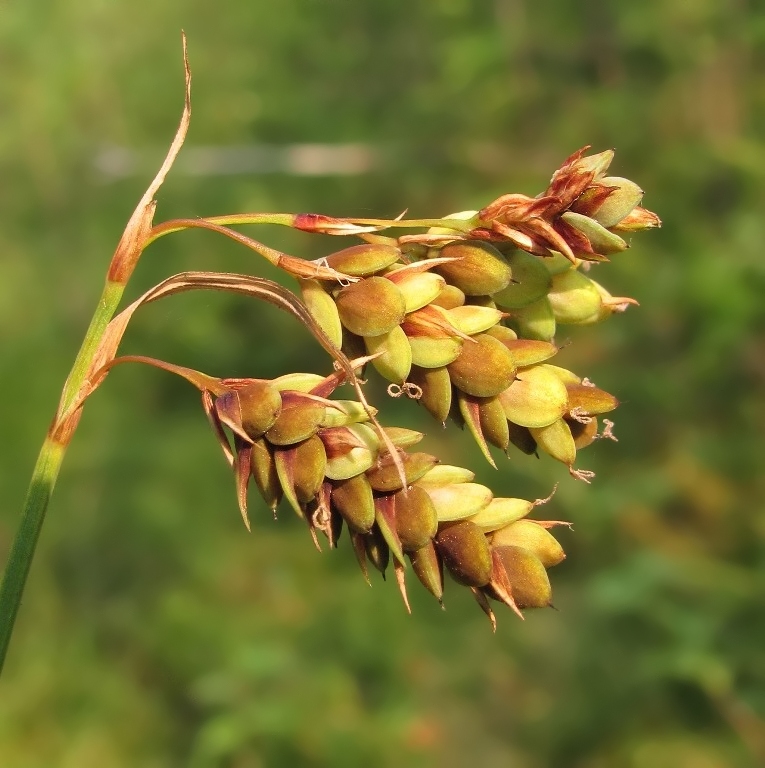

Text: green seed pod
xmin=331 ymin=474 xmax=376 ymax=533
xmin=547 ymin=269 xmax=604 ymax=325
xmin=491 ymin=520 xmax=565 ymax=567
xmin=319 ymin=400 xmax=375 ymax=428
xmin=431 ymin=283 xmax=466 ymax=310
xmin=393 ymin=485 xmax=439 ymax=552
xmin=529 ymin=418 xmax=576 ymax=467
xmin=274 ymin=436 xmax=327 ymax=515
xmin=493 ymin=545 xmax=552 ymax=608
xmin=382 ymin=427 xmax=425 ymax=448
xmin=566 ymin=384 xmax=618 ymax=416
xmin=435 ymin=521 xmax=493 ymax=587
xmin=215 ymin=381 xmax=283 ymax=442
xmin=272 ymin=372 xmax=326 ymax=393
xmin=386 ymin=269 xmax=446 ymax=313
xmin=447 ymin=334 xmax=516 ymax=398
xmin=365 ymin=526 xmax=390 ymax=576
xmin=407 ymin=334 xmax=463 ymax=369
xmin=364 ymin=325 xmax=413 ymax=383
xmin=469 ymin=498 xmax=534 ymax=533
xmin=506 ymin=296 xmax=556 ymax=342
xmin=251 ymin=437 xmax=281 ymax=512
xmin=498 ymin=366 xmax=569 ymax=428
xmin=299 ymin=278 xmax=344 ymax=348
xmin=507 ymin=422 xmax=537 ymax=455
xmin=492 ymin=250 xmax=552 ymax=309
xmin=502 ymin=339 xmax=558 ymax=368
xmin=579 ymin=176 xmax=644 ymax=228
xmin=409 ymin=541 xmax=444 ymax=602
xmin=478 ymin=396 xmax=510 ymax=451
xmin=417 ymin=464 xmax=475 ymax=486
xmin=265 ymin=392 xmax=326 ymax=445
xmin=366 ymin=451 xmax=438 ymax=493
xmin=335 ymin=276 xmax=407 ymax=337
xmin=560 ymin=211 xmax=628 ymax=255
xmin=539 ymin=364 xmax=582 ymax=386
xmin=434 ymin=242 xmax=513 ymax=296
xmin=321 ymin=423 xmax=379 ymax=480
xmin=324 ymin=243 xmax=402 ymax=276
xmin=420 ymin=482 xmax=493 ymax=522
xmin=409 ymin=366 xmax=452 ymax=424
xmin=446 ymin=306 xmax=505 ymax=336
xmin=484 ymin=324 xmax=518 ymax=343
xmin=541 ymin=252 xmax=580 ymax=276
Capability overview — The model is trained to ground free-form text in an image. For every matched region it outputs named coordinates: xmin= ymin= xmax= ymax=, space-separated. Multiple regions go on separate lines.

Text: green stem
xmin=0 ymin=278 xmax=126 ymax=673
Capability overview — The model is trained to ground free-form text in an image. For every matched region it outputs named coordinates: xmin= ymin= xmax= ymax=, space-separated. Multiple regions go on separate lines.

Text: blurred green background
xmin=2 ymin=1 xmax=764 ymax=766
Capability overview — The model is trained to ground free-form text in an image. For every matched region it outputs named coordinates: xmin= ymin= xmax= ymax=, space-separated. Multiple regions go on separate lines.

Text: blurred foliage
xmin=2 ymin=0 xmax=765 ymax=766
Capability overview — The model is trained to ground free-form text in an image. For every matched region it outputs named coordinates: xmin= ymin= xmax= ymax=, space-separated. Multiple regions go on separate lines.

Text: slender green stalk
xmin=0 ymin=278 xmax=126 ymax=673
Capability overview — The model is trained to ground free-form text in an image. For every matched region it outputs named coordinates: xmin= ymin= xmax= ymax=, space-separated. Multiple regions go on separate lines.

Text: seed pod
xmin=566 ymin=384 xmax=618 ymax=416
xmin=610 ymin=205 xmax=661 ymax=232
xmin=299 ymin=278 xmax=344 ymax=348
xmin=542 ymin=252 xmax=580 ymax=276
xmin=382 ymin=427 xmax=425 ymax=448
xmin=274 ymin=436 xmax=327 ymax=514
xmin=502 ymin=339 xmax=558 ymax=368
xmin=434 ymin=242 xmax=513 ymax=296
xmin=574 ymin=176 xmax=644 ymax=228
xmin=431 ymin=283 xmax=466 ymax=309
xmin=491 ymin=520 xmax=565 ymax=567
xmin=547 ymin=269 xmax=604 ymax=325
xmin=506 ymin=297 xmax=556 ymax=342
xmin=332 ymin=474 xmax=376 ymax=533
xmin=365 ymin=526 xmax=390 ymax=577
xmin=540 ymin=364 xmax=582 ymax=386
xmin=406 ymin=332 xmax=463 ymax=368
xmin=409 ymin=366 xmax=452 ymax=423
xmin=507 ymin=421 xmax=537 ymax=455
xmin=393 ymin=485 xmax=439 ymax=552
xmin=417 ymin=464 xmax=475 ymax=486
xmin=265 ymin=392 xmax=327 ymax=445
xmin=493 ymin=545 xmax=552 ymax=608
xmin=409 ymin=541 xmax=444 ymax=602
xmin=385 ymin=268 xmax=446 ymax=313
xmin=364 ymin=325 xmax=413 ymax=384
xmin=319 ymin=400 xmax=375 ymax=428
xmin=420 ymin=482 xmax=493 ymax=522
xmin=478 ymin=396 xmax=510 ymax=451
xmin=469 ymin=498 xmax=535 ymax=533
xmin=335 ymin=276 xmax=407 ymax=337
xmin=498 ymin=366 xmax=569 ymax=428
xmin=560 ymin=211 xmax=628 ymax=255
xmin=447 ymin=334 xmax=516 ymax=398
xmin=435 ymin=521 xmax=493 ymax=587
xmin=484 ymin=324 xmax=518 ymax=343
xmin=321 ymin=423 xmax=379 ymax=480
xmin=324 ymin=243 xmax=402 ymax=276
xmin=529 ymin=418 xmax=576 ymax=467
xmin=366 ymin=451 xmax=438 ymax=493
xmin=446 ymin=306 xmax=505 ymax=336
xmin=492 ymin=250 xmax=552 ymax=309
xmin=272 ymin=372 xmax=326 ymax=393
xmin=250 ymin=438 xmax=281 ymax=511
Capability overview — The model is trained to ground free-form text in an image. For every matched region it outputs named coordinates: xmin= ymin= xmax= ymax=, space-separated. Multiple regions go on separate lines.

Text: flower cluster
xmin=290 ymin=147 xmax=658 ymax=478
xmin=197 ymin=364 xmax=568 ymax=625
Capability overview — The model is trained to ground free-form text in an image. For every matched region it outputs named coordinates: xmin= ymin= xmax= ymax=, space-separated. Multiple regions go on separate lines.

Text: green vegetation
xmin=1 ymin=1 xmax=764 ymax=766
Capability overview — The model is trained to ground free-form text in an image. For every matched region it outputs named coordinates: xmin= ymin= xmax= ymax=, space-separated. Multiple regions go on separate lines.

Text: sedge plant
xmin=0 ymin=38 xmax=659 ymax=674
